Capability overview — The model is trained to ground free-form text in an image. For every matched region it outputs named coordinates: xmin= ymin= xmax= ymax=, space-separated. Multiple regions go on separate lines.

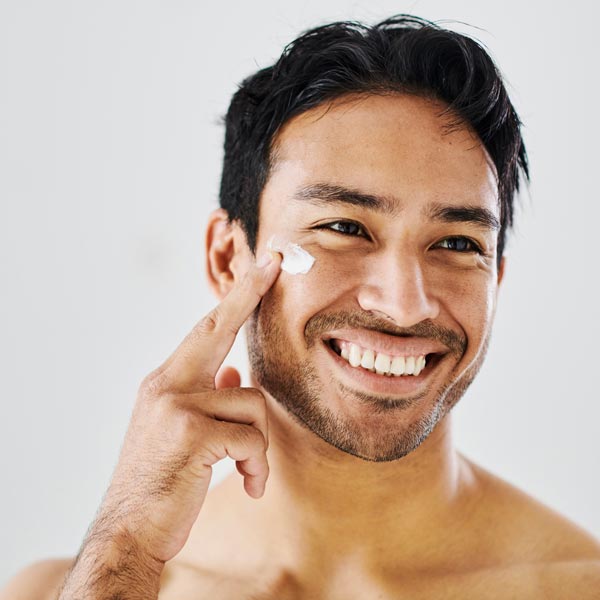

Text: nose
xmin=356 ymin=252 xmax=440 ymax=327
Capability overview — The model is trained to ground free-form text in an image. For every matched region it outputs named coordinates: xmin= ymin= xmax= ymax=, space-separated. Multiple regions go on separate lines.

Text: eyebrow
xmin=426 ymin=203 xmax=501 ymax=231
xmin=291 ymin=183 xmax=401 ymax=217
xmin=291 ymin=182 xmax=500 ymax=231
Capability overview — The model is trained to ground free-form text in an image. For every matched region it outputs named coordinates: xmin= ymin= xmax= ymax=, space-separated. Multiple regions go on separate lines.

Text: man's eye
xmin=435 ymin=237 xmax=482 ymax=253
xmin=316 ymin=221 xmax=367 ymax=237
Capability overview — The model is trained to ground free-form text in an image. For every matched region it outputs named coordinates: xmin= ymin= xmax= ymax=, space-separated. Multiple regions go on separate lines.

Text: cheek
xmin=277 ymin=261 xmax=352 ymax=306
xmin=431 ymin=269 xmax=497 ymax=336
xmin=270 ymin=251 xmax=359 ymax=331
xmin=299 ymin=240 xmax=376 ymax=287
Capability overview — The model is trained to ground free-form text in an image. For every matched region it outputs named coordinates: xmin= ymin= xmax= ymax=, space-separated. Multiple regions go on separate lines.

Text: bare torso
xmin=30 ymin=457 xmax=600 ymax=600
xmin=156 ymin=559 xmax=600 ymax=599
xmin=151 ymin=457 xmax=600 ymax=599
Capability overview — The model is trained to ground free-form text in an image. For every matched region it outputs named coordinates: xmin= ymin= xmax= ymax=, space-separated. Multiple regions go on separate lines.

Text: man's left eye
xmin=435 ymin=237 xmax=482 ymax=253
xmin=315 ymin=220 xmax=367 ymax=237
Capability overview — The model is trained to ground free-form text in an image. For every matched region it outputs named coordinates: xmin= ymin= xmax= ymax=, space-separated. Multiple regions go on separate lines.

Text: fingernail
xmin=256 ymin=251 xmax=274 ymax=268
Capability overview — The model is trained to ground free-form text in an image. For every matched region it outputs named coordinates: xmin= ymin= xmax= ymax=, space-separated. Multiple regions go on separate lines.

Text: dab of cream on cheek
xmin=267 ymin=234 xmax=316 ymax=275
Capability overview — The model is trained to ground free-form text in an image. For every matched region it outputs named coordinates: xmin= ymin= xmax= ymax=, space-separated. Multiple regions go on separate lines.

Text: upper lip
xmin=322 ymin=329 xmax=449 ymax=357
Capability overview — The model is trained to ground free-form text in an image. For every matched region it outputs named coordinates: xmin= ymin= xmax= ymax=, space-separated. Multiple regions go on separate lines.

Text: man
xmin=3 ymin=14 xmax=600 ymax=599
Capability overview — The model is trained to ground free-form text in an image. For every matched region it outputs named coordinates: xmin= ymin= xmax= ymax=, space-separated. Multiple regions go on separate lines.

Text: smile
xmin=322 ymin=337 xmax=445 ymax=397
xmin=328 ymin=339 xmax=426 ymax=377
xmin=319 ymin=330 xmax=449 ymax=395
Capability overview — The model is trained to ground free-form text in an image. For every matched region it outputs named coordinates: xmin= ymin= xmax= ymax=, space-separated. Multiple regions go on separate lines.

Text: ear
xmin=497 ymin=256 xmax=506 ymax=286
xmin=205 ymin=208 xmax=252 ymax=300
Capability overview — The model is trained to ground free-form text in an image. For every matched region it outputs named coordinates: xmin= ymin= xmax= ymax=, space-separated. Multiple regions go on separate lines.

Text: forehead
xmin=265 ymin=93 xmax=498 ymax=216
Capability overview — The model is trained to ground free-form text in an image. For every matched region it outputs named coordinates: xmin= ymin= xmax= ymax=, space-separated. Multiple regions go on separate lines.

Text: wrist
xmin=58 ymin=520 xmax=164 ymax=599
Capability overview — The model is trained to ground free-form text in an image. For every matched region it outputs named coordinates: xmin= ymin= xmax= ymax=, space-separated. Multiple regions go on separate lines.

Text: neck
xmin=185 ymin=387 xmax=481 ymax=577
xmin=252 ymin=392 xmax=476 ymax=571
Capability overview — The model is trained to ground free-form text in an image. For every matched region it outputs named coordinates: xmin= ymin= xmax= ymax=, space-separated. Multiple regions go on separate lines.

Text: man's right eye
xmin=315 ymin=220 xmax=368 ymax=237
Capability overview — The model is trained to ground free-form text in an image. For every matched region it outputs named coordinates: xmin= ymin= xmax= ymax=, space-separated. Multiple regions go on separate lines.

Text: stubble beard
xmin=246 ymin=295 xmax=490 ymax=463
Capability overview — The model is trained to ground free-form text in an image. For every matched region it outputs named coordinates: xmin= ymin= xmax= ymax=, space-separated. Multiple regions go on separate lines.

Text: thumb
xmin=215 ymin=365 xmax=242 ymax=389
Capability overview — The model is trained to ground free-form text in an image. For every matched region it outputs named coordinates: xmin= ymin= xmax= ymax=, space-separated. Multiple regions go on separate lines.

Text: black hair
xmin=219 ymin=14 xmax=529 ymax=266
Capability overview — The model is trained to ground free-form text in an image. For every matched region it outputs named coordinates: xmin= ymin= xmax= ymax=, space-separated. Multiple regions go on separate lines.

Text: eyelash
xmin=435 ymin=237 xmax=483 ymax=254
xmin=314 ymin=220 xmax=368 ymax=237
xmin=314 ymin=220 xmax=484 ymax=254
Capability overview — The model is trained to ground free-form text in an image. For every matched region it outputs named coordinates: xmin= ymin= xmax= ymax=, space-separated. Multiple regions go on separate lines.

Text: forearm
xmin=57 ymin=520 xmax=164 ymax=600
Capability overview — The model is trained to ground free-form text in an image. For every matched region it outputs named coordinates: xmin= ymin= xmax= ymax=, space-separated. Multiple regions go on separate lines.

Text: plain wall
xmin=1 ymin=0 xmax=599 ymax=586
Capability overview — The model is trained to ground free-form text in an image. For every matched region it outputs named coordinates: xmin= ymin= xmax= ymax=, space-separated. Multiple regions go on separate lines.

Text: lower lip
xmin=322 ymin=341 xmax=436 ymax=396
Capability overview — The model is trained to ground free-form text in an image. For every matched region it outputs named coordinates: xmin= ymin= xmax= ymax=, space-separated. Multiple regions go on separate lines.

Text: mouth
xmin=325 ymin=338 xmax=443 ymax=376
xmin=321 ymin=329 xmax=450 ymax=398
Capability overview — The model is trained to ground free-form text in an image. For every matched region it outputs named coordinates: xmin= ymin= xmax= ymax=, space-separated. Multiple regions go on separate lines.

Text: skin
xmin=3 ymin=93 xmax=600 ymax=599
xmin=245 ymin=93 xmax=497 ymax=464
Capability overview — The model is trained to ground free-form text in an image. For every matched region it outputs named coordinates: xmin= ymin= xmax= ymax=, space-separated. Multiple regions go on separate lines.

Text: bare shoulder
xmin=0 ymin=557 xmax=75 ymax=600
xmin=537 ymin=559 xmax=600 ymax=598
xmin=462 ymin=456 xmax=600 ymax=563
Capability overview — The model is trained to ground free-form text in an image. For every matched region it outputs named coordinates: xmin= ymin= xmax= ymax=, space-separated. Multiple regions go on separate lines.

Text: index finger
xmin=160 ymin=251 xmax=282 ymax=390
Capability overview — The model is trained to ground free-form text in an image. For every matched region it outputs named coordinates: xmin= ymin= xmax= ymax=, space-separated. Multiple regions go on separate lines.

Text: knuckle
xmin=234 ymin=424 xmax=267 ymax=452
xmin=198 ymin=309 xmax=221 ymax=336
xmin=131 ymin=391 xmax=181 ymax=436
xmin=138 ymin=369 xmax=169 ymax=398
xmin=245 ymin=388 xmax=267 ymax=411
xmin=171 ymin=405 xmax=204 ymax=440
xmin=200 ymin=307 xmax=239 ymax=339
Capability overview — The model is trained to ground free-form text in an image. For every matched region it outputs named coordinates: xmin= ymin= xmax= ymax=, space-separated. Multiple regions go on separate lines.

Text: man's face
xmin=246 ymin=93 xmax=501 ymax=462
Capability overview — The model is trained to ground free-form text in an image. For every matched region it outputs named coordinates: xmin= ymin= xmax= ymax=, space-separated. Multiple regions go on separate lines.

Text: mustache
xmin=304 ymin=311 xmax=466 ymax=355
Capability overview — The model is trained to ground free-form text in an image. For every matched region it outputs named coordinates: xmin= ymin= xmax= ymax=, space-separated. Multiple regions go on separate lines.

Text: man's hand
xmin=58 ymin=250 xmax=281 ymax=599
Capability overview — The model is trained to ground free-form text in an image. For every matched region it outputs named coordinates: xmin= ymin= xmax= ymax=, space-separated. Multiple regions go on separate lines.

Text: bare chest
xmin=157 ymin=560 xmax=547 ymax=600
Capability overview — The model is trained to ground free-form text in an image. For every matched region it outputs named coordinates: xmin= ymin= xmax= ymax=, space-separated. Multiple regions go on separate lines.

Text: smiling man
xmin=244 ymin=93 xmax=498 ymax=465
xmin=3 ymin=14 xmax=600 ymax=600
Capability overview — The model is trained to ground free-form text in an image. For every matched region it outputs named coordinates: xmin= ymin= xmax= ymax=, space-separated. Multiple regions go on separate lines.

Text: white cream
xmin=267 ymin=234 xmax=315 ymax=275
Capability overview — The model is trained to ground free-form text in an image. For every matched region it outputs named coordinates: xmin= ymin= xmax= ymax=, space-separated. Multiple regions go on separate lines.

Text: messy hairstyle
xmin=219 ymin=14 xmax=529 ymax=266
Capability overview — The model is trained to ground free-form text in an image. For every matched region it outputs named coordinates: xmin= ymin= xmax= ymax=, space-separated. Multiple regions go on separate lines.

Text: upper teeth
xmin=338 ymin=342 xmax=426 ymax=377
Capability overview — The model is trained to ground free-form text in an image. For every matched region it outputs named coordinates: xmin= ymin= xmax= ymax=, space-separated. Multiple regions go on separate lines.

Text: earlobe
xmin=205 ymin=208 xmax=245 ymax=300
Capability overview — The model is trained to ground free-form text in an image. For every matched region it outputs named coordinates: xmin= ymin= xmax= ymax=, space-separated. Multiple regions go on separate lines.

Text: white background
xmin=1 ymin=0 xmax=599 ymax=586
